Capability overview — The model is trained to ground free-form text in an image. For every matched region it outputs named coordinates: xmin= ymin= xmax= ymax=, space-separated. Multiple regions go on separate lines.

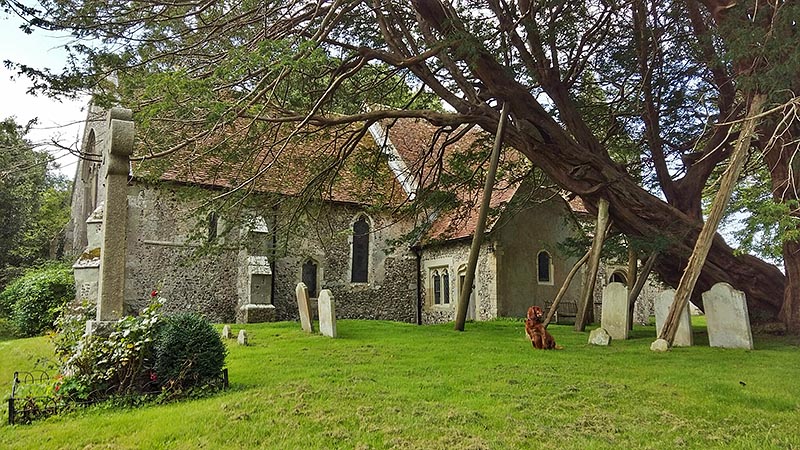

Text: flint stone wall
xmin=271 ymin=203 xmax=417 ymax=324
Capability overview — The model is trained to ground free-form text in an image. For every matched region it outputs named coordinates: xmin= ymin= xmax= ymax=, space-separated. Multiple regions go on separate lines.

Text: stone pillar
xmin=96 ymin=108 xmax=134 ymax=321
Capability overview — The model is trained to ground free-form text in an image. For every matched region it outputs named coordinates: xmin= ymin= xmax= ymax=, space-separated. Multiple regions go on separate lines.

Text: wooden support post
xmin=658 ymin=95 xmax=765 ymax=347
xmin=628 ymin=250 xmax=658 ymax=329
xmin=575 ymin=198 xmax=610 ymax=331
xmin=543 ymin=249 xmax=590 ymax=328
xmin=454 ymin=102 xmax=510 ymax=331
xmin=626 ymin=248 xmax=639 ymax=330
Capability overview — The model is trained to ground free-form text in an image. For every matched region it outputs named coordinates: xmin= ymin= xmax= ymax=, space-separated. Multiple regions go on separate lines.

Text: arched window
xmin=433 ymin=270 xmax=442 ymax=305
xmin=442 ymin=270 xmax=450 ymax=304
xmin=537 ymin=251 xmax=553 ymax=284
xmin=351 ymin=216 xmax=369 ymax=282
xmin=610 ymin=271 xmax=628 ymax=286
xmin=302 ymin=259 xmax=319 ymax=298
xmin=207 ymin=211 xmax=219 ymax=242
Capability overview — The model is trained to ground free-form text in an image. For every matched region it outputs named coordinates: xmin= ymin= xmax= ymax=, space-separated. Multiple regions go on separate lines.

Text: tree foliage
xmin=4 ymin=0 xmax=800 ymax=329
xmin=0 ymin=117 xmax=72 ymax=288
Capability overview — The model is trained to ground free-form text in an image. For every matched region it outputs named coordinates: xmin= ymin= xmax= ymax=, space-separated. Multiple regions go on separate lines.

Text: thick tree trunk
xmin=409 ymin=0 xmax=787 ymax=327
xmin=780 ymin=241 xmax=800 ymax=333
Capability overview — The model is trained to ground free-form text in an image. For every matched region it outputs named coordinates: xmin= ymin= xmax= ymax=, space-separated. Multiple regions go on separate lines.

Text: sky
xmin=1 ymin=13 xmax=89 ymax=179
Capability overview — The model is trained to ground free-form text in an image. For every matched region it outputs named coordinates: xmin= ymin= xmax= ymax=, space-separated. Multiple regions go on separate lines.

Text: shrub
xmin=153 ymin=313 xmax=227 ymax=392
xmin=1 ymin=263 xmax=74 ymax=336
xmin=55 ymin=297 xmax=163 ymax=402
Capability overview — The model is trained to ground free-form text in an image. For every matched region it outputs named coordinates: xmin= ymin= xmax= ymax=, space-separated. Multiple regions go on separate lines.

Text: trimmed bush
xmin=0 ymin=263 xmax=74 ymax=336
xmin=154 ymin=314 xmax=226 ymax=392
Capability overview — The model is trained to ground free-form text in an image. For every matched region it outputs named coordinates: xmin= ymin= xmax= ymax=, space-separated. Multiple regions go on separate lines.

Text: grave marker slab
xmin=222 ymin=325 xmax=231 ymax=339
xmin=295 ymin=282 xmax=314 ymax=333
xmin=703 ymin=282 xmax=753 ymax=349
xmin=588 ymin=328 xmax=611 ymax=346
xmin=237 ymin=329 xmax=248 ymax=345
xmin=318 ymin=289 xmax=337 ymax=338
xmin=654 ymin=289 xmax=693 ymax=347
xmin=601 ymin=282 xmax=630 ymax=340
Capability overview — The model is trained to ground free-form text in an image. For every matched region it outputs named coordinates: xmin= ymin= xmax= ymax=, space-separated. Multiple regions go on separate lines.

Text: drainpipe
xmin=270 ymin=204 xmax=278 ymax=314
xmin=412 ymin=245 xmax=422 ymax=325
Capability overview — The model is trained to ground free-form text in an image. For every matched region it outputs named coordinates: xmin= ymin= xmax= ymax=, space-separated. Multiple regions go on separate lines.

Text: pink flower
xmin=150 ymin=371 xmax=158 ymax=382
xmin=151 ymin=290 xmax=158 ymax=298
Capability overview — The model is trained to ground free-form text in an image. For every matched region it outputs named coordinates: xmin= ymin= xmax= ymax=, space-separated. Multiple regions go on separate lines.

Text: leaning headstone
xmin=237 ymin=329 xmax=248 ymax=346
xmin=318 ymin=289 xmax=337 ymax=338
xmin=222 ymin=325 xmax=231 ymax=339
xmin=702 ymin=282 xmax=754 ymax=349
xmin=601 ymin=282 xmax=630 ymax=340
xmin=654 ymin=289 xmax=693 ymax=347
xmin=650 ymin=338 xmax=670 ymax=352
xmin=588 ymin=328 xmax=611 ymax=346
xmin=295 ymin=282 xmax=314 ymax=333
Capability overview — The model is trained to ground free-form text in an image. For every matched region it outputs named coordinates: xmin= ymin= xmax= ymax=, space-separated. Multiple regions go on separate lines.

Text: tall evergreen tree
xmin=4 ymin=0 xmax=799 ymax=330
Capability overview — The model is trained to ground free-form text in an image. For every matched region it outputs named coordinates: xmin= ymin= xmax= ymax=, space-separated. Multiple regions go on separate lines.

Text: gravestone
xmin=588 ymin=328 xmax=611 ymax=346
xmin=237 ymin=329 xmax=248 ymax=346
xmin=650 ymin=338 xmax=670 ymax=352
xmin=702 ymin=282 xmax=754 ymax=349
xmin=96 ymin=107 xmax=134 ymax=322
xmin=654 ymin=289 xmax=693 ymax=347
xmin=601 ymin=282 xmax=629 ymax=340
xmin=295 ymin=282 xmax=314 ymax=333
xmin=318 ymin=289 xmax=337 ymax=338
xmin=222 ymin=325 xmax=231 ymax=339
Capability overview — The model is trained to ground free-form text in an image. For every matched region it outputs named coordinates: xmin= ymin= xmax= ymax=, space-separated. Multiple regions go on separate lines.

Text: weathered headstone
xmin=702 ymin=282 xmax=754 ymax=349
xmin=588 ymin=327 xmax=611 ymax=346
xmin=650 ymin=338 xmax=670 ymax=352
xmin=96 ymin=107 xmax=134 ymax=322
xmin=237 ymin=329 xmax=248 ymax=345
xmin=295 ymin=282 xmax=314 ymax=333
xmin=601 ymin=282 xmax=630 ymax=340
xmin=318 ymin=289 xmax=337 ymax=338
xmin=654 ymin=289 xmax=693 ymax=347
xmin=222 ymin=325 xmax=231 ymax=339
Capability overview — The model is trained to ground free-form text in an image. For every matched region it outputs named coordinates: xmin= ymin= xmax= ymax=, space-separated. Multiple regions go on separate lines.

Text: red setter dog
xmin=525 ymin=306 xmax=562 ymax=350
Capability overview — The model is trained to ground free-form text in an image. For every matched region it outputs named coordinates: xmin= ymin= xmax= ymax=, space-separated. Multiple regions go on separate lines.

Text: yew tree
xmin=5 ymin=0 xmax=799 ymax=331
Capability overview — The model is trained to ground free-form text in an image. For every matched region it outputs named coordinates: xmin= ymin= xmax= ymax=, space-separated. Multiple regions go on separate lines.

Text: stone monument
xmin=295 ymin=282 xmax=314 ymax=333
xmin=601 ymin=282 xmax=630 ymax=340
xmin=318 ymin=289 xmax=337 ymax=338
xmin=702 ymin=282 xmax=754 ymax=350
xmin=654 ymin=289 xmax=693 ymax=347
xmin=88 ymin=107 xmax=134 ymax=334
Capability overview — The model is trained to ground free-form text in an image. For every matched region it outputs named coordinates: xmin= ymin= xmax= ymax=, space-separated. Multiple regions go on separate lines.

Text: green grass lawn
xmin=1 ymin=319 xmax=798 ymax=449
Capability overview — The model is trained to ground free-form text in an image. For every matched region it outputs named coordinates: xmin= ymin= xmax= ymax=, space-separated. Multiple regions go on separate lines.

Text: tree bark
xmin=628 ymin=250 xmax=657 ymax=330
xmin=659 ymin=95 xmax=765 ymax=346
xmin=575 ymin=199 xmax=610 ymax=331
xmin=454 ymin=102 xmax=509 ymax=331
xmin=409 ymin=1 xmax=786 ymax=327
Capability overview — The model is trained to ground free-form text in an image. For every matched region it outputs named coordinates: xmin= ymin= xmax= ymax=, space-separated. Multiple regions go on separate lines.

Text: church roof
xmin=130 ymin=123 xmax=409 ymax=206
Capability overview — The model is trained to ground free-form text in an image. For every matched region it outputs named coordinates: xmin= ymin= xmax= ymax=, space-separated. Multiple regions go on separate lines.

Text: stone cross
xmin=318 ymin=289 xmax=337 ymax=338
xmin=295 ymin=282 xmax=314 ymax=333
xmin=654 ymin=289 xmax=693 ymax=347
xmin=600 ymin=282 xmax=630 ymax=340
xmin=96 ymin=107 xmax=134 ymax=321
xmin=702 ymin=282 xmax=754 ymax=349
